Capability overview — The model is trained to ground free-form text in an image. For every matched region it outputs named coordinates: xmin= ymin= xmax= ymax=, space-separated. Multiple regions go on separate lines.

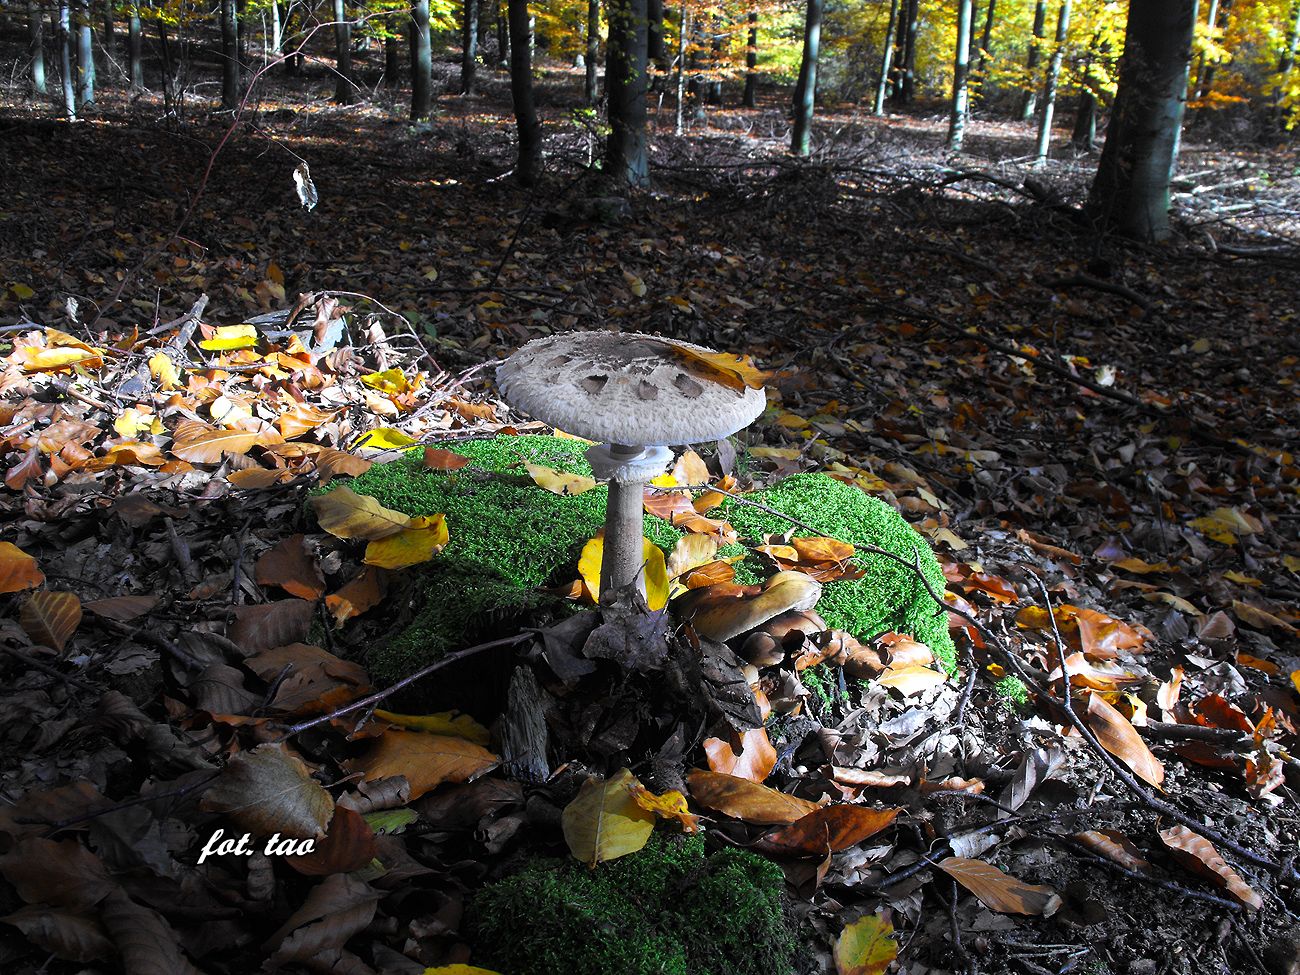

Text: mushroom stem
xmin=602 ymin=475 xmax=646 ymax=599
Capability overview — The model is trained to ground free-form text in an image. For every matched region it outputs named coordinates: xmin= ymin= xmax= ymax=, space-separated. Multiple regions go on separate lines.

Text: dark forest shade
xmin=605 ymin=0 xmax=649 ymax=186
xmin=411 ymin=0 xmax=432 ymax=119
xmin=508 ymin=0 xmax=542 ymax=185
xmin=1087 ymin=0 xmax=1197 ymax=240
xmin=221 ymin=0 xmax=239 ymax=109
xmin=790 ymin=0 xmax=823 ymax=156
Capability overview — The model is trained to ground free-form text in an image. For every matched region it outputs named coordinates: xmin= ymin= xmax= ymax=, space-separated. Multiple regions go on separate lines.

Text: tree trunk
xmin=606 ymin=0 xmax=649 ymax=186
xmin=978 ymin=0 xmax=995 ymax=74
xmin=647 ymin=0 xmax=665 ymax=68
xmin=333 ymin=0 xmax=354 ymax=103
xmin=101 ymin=0 xmax=114 ymax=64
xmin=477 ymin=0 xmax=491 ymax=49
xmin=1033 ymin=0 xmax=1070 ymax=165
xmin=59 ymin=2 xmax=76 ymax=117
xmin=385 ymin=35 xmax=399 ymax=87
xmin=75 ymin=0 xmax=94 ymax=105
xmin=742 ymin=8 xmax=758 ymax=108
xmin=128 ymin=6 xmax=142 ymax=87
xmin=1020 ymin=0 xmax=1047 ymax=119
xmin=268 ymin=0 xmax=281 ymax=56
xmin=675 ymin=0 xmax=686 ymax=132
xmin=585 ymin=0 xmax=598 ymax=103
xmin=1072 ymin=89 xmax=1096 ymax=148
xmin=411 ymin=0 xmax=432 ymax=119
xmin=28 ymin=2 xmax=47 ymax=95
xmin=873 ymin=0 xmax=900 ymax=115
xmin=461 ymin=0 xmax=478 ymax=94
xmin=790 ymin=0 xmax=823 ymax=156
xmin=947 ymin=0 xmax=972 ymax=151
xmin=497 ymin=2 xmax=509 ymax=68
xmin=220 ymin=0 xmax=238 ymax=109
xmin=507 ymin=0 xmax=542 ymax=185
xmin=1087 ymin=0 xmax=1197 ymax=241
xmin=894 ymin=0 xmax=918 ymax=102
xmin=1281 ymin=0 xmax=1300 ymax=74
xmin=706 ymin=19 xmax=722 ymax=104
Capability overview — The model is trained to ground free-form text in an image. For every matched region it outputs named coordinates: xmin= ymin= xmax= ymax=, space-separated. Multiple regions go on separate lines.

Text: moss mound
xmin=717 ymin=472 xmax=956 ymax=671
xmin=466 ymin=834 xmax=797 ymax=975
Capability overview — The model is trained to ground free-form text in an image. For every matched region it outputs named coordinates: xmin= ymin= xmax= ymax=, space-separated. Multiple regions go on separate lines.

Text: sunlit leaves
xmin=345 ymin=730 xmax=498 ymax=801
xmin=938 ymin=858 xmax=1062 ymax=916
xmin=170 ymin=428 xmax=265 ymax=464
xmin=363 ymin=514 xmax=449 ymax=570
xmin=686 ymin=769 xmax=820 ymax=825
xmin=198 ymin=323 xmax=258 ymax=351
xmin=561 ymin=768 xmax=657 ymax=867
xmin=524 ymin=462 xmax=596 ymax=496
xmin=311 ymin=487 xmax=413 ymax=540
xmin=834 ymin=912 xmax=898 ymax=975
xmin=1084 ymin=694 xmax=1165 ymax=788
xmin=577 ymin=536 xmax=669 ymax=610
xmin=665 ymin=343 xmax=770 ymax=391
xmin=351 ymin=427 xmax=418 ymax=451
xmin=0 ymin=543 xmax=44 ymax=594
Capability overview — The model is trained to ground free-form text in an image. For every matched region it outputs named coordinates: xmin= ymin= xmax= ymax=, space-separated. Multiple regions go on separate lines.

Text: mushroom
xmin=496 ymin=331 xmax=766 ymax=600
xmin=676 ymin=570 xmax=823 ymax=661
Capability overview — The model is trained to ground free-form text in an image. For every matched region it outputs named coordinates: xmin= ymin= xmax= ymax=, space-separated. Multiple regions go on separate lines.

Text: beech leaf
xmin=938 ymin=857 xmax=1063 ymax=916
xmin=834 ymin=912 xmax=898 ymax=975
xmin=561 ymin=768 xmax=657 ymax=866
xmin=686 ymin=769 xmax=820 ymax=825
xmin=311 ymin=486 xmax=411 ymax=540
xmin=200 ymin=743 xmax=334 ymax=839
xmin=1085 ymin=693 xmax=1165 ymax=788
xmin=20 ymin=591 xmax=82 ymax=651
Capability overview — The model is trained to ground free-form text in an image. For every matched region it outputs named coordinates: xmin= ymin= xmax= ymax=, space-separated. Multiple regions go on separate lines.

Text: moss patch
xmin=716 ymin=472 xmax=956 ymax=672
xmin=466 ymin=833 xmax=797 ymax=975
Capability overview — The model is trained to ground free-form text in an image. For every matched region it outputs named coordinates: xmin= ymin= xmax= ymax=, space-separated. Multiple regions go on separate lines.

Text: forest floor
xmin=1 ymin=43 xmax=1300 ymax=975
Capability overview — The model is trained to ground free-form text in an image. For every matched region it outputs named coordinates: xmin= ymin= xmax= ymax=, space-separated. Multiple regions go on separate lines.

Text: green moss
xmin=995 ymin=674 xmax=1030 ymax=707
xmin=467 ymin=834 xmax=796 ymax=975
xmin=716 ymin=472 xmax=956 ymax=673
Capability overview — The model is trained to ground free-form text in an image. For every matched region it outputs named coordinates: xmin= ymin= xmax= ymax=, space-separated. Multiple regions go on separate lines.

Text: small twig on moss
xmin=275 ymin=632 xmax=533 ymax=739
xmin=1029 ymin=572 xmax=1279 ymax=872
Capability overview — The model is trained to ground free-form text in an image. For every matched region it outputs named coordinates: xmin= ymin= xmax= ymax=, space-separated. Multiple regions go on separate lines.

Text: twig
xmin=99 ymin=619 xmax=205 ymax=672
xmin=1031 ymin=573 xmax=1279 ymax=872
xmin=0 ymin=644 xmax=98 ymax=691
xmin=1042 ymin=272 xmax=1151 ymax=313
xmin=38 ymin=771 xmax=222 ymax=837
xmin=275 ymin=632 xmax=532 ymax=739
xmin=1057 ymin=837 xmax=1244 ymax=910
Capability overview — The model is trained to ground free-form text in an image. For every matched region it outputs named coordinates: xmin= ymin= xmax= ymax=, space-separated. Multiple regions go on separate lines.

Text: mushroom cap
xmin=681 ymin=570 xmax=823 ymax=643
xmin=496 ymin=331 xmax=766 ymax=446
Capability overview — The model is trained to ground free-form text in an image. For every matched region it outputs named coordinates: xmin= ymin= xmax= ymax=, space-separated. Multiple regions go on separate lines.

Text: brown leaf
xmin=171 ymin=429 xmax=267 ymax=464
xmin=762 ymin=806 xmax=899 ymax=857
xmin=665 ymin=344 xmax=770 ymax=391
xmin=1084 ymin=693 xmax=1165 ymax=788
xmin=686 ymin=769 xmax=820 ymax=826
xmin=0 ymin=541 xmax=44 ymax=594
xmin=276 ymin=403 xmax=337 ymax=439
xmin=345 ymin=730 xmax=498 ymax=801
xmin=200 ymin=743 xmax=334 ymax=839
xmin=643 ymin=487 xmax=696 ymax=521
xmin=314 ymin=447 xmax=373 ymax=484
xmin=284 ymin=806 xmax=377 ymax=876
xmin=228 ymin=599 xmax=315 ymax=653
xmin=791 ymin=536 xmax=856 ymax=563
xmin=704 ymin=726 xmax=777 ymax=783
xmin=311 ymin=486 xmax=410 ymax=540
xmin=244 ymin=643 xmax=370 ymax=716
xmin=938 ymin=857 xmax=1063 ymax=916
xmin=99 ymin=889 xmax=203 ymax=975
xmin=671 ymin=449 xmax=711 ymax=485
xmin=325 ymin=566 xmax=388 ymax=627
xmin=255 ymin=535 xmax=326 ymax=600
xmin=0 ymin=838 xmax=115 ymax=911
xmin=5 ymin=446 xmax=42 ymax=490
xmin=82 ymin=595 xmax=158 ymax=622
xmin=20 ymin=591 xmax=82 ymax=651
xmin=0 ymin=905 xmax=113 ymax=962
xmin=1158 ymin=826 xmax=1262 ymax=909
xmin=423 ymin=447 xmax=471 ymax=470
xmin=264 ymin=874 xmax=382 ymax=961
xmin=1072 ymin=829 xmax=1153 ymax=874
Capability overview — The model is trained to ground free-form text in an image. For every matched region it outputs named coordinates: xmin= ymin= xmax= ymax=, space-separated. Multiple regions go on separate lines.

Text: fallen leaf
xmin=171 ymin=429 xmax=265 ymax=464
xmin=345 ymin=730 xmax=498 ymax=801
xmin=200 ymin=743 xmax=334 ymax=838
xmin=1158 ymin=826 xmax=1262 ymax=909
xmin=351 ymin=427 xmax=418 ymax=451
xmin=19 ymin=591 xmax=82 ymax=651
xmin=255 ymin=535 xmax=326 ymax=600
xmin=311 ymin=487 xmax=411 ymax=540
xmin=834 ymin=912 xmax=898 ymax=975
xmin=1085 ymin=693 xmax=1165 ymax=788
xmin=199 ymin=323 xmax=258 ymax=350
xmin=82 ymin=595 xmax=158 ymax=621
xmin=1072 ymin=830 xmax=1153 ymax=874
xmin=423 ymin=447 xmax=471 ymax=470
xmin=577 ymin=535 xmax=669 ymax=610
xmin=0 ymin=542 xmax=44 ymax=594
xmin=938 ymin=857 xmax=1062 ymax=916
xmin=373 ymin=709 xmax=491 ymax=747
xmin=626 ymin=782 xmax=701 ymax=833
xmin=763 ymin=805 xmax=900 ymax=856
xmin=876 ymin=664 xmax=947 ymax=696
xmin=284 ymin=806 xmax=377 ymax=876
xmin=325 ymin=566 xmax=388 ymax=627
xmin=561 ymin=768 xmax=656 ymax=866
xmin=704 ymin=726 xmax=777 ymax=783
xmin=525 ymin=462 xmax=597 ymax=496
xmin=686 ymin=769 xmax=820 ymax=825
xmin=666 ymin=343 xmax=770 ymax=391
xmin=363 ymin=514 xmax=449 ymax=569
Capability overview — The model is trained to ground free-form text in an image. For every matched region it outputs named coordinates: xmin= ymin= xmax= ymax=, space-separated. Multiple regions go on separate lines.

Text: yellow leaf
xmin=266 ymin=261 xmax=284 ymax=285
xmin=360 ymin=369 xmax=410 ymax=394
xmin=373 ymin=709 xmax=490 ymax=746
xmin=577 ymin=536 xmax=669 ymax=610
xmin=148 ymin=352 xmax=182 ymax=390
xmin=311 ymin=487 xmax=411 ymax=540
xmin=8 ymin=282 xmax=35 ymax=300
xmin=363 ymin=513 xmax=449 ymax=569
xmin=834 ymin=912 xmax=898 ymax=975
xmin=1189 ymin=507 xmax=1263 ymax=546
xmin=0 ymin=542 xmax=45 ymax=595
xmin=623 ymin=271 xmax=647 ymax=297
xmin=626 ymin=783 xmax=701 ymax=833
xmin=649 ymin=472 xmax=679 ymax=488
xmin=351 ymin=427 xmax=418 ymax=451
xmin=199 ymin=323 xmax=258 ymax=351
xmin=876 ymin=664 xmax=947 ymax=696
xmin=561 ymin=768 xmax=655 ymax=867
xmin=113 ymin=408 xmax=155 ymax=438
xmin=666 ymin=534 xmax=720 ymax=579
xmin=525 ymin=462 xmax=597 ymax=497
xmin=171 ymin=429 xmax=265 ymax=464
xmin=666 ymin=344 xmax=770 ymax=391
xmin=345 ymin=730 xmax=498 ymax=802
xmin=1291 ymin=670 xmax=1300 ymax=695
xmin=18 ymin=346 xmax=103 ymax=373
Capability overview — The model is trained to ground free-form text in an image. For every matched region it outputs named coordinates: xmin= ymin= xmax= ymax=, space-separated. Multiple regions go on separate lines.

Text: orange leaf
xmin=665 ymin=344 xmax=770 ymax=391
xmin=171 ymin=429 xmax=265 ymax=464
xmin=20 ymin=591 xmax=82 ymax=651
xmin=255 ymin=535 xmax=326 ymax=600
xmin=276 ymin=404 xmax=337 ymax=439
xmin=345 ymin=730 xmax=498 ymax=801
xmin=686 ymin=769 xmax=820 ymax=826
xmin=1085 ymin=693 xmax=1165 ymax=788
xmin=704 ymin=726 xmax=777 ymax=783
xmin=423 ymin=448 xmax=471 ymax=471
xmin=762 ymin=805 xmax=899 ymax=856
xmin=938 ymin=857 xmax=1062 ymax=915
xmin=1158 ymin=826 xmax=1262 ymax=909
xmin=325 ymin=566 xmax=388 ymax=627
xmin=791 ymin=536 xmax=856 ymax=563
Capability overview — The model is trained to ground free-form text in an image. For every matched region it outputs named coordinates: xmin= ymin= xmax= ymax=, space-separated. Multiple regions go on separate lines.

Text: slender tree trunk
xmin=647 ymin=0 xmax=665 ymax=67
xmin=507 ymin=0 xmax=542 ymax=185
xmin=497 ymin=1 xmax=509 ymax=67
xmin=742 ymin=8 xmax=758 ymax=108
xmin=75 ymin=0 xmax=94 ymax=105
xmin=411 ymin=0 xmax=431 ymax=118
xmin=237 ymin=0 xmax=248 ymax=64
xmin=606 ymin=0 xmax=649 ymax=186
xmin=675 ymin=0 xmax=686 ymax=132
xmin=585 ymin=0 xmax=598 ymax=102
xmin=1192 ymin=0 xmax=1219 ymax=97
xmin=790 ymin=0 xmax=823 ymax=156
xmin=978 ymin=0 xmax=995 ymax=74
xmin=478 ymin=0 xmax=491 ymax=48
xmin=1034 ymin=0 xmax=1070 ymax=164
xmin=127 ymin=6 xmax=142 ymax=86
xmin=333 ymin=0 xmax=354 ymax=103
xmin=874 ymin=0 xmax=900 ymax=115
xmin=101 ymin=0 xmax=115 ymax=64
xmin=1281 ymin=0 xmax=1300 ymax=74
xmin=1087 ymin=0 xmax=1197 ymax=240
xmin=220 ymin=0 xmax=238 ymax=109
xmin=28 ymin=2 xmax=47 ymax=95
xmin=1071 ymin=32 xmax=1102 ymax=149
xmin=894 ymin=0 xmax=918 ymax=102
xmin=706 ymin=18 xmax=722 ymax=103
xmin=59 ymin=2 xmax=76 ymax=117
xmin=461 ymin=0 xmax=478 ymax=94
xmin=385 ymin=35 xmax=399 ymax=87
xmin=1020 ymin=0 xmax=1047 ymax=119
xmin=947 ymin=0 xmax=973 ymax=150
xmin=269 ymin=0 xmax=281 ymax=55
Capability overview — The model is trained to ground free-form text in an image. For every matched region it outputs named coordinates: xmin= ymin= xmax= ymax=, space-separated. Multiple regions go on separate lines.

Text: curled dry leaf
xmin=1072 ymin=829 xmax=1153 ymax=874
xmin=704 ymin=726 xmax=777 ymax=783
xmin=561 ymin=768 xmax=656 ymax=867
xmin=325 ymin=566 xmax=387 ymax=627
xmin=1158 ymin=826 xmax=1263 ymax=909
xmin=345 ymin=729 xmax=498 ymax=801
xmin=666 ymin=344 xmax=770 ymax=391
xmin=0 ymin=541 xmax=44 ymax=594
xmin=762 ymin=805 xmax=900 ymax=857
xmin=686 ymin=769 xmax=821 ymax=826
xmin=200 ymin=742 xmax=334 ymax=839
xmin=254 ymin=534 xmax=326 ymax=600
xmin=311 ymin=487 xmax=411 ymax=541
xmin=834 ymin=912 xmax=898 ymax=975
xmin=1084 ymin=693 xmax=1165 ymax=788
xmin=626 ymin=781 xmax=701 ymax=833
xmin=876 ymin=664 xmax=947 ymax=697
xmin=20 ymin=591 xmax=82 ymax=651
xmin=938 ymin=857 xmax=1063 ymax=916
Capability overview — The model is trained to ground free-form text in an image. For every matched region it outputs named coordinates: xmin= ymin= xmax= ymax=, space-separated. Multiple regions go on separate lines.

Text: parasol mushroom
xmin=496 ymin=331 xmax=766 ymax=601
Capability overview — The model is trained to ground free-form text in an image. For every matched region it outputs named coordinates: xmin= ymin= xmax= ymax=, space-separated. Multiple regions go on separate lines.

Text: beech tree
xmin=221 ymin=0 xmax=239 ymax=109
xmin=76 ymin=0 xmax=94 ymax=105
xmin=584 ymin=0 xmax=598 ymax=103
xmin=462 ymin=0 xmax=479 ymax=94
xmin=28 ymin=1 xmax=46 ymax=95
xmin=127 ymin=1 xmax=143 ymax=88
xmin=790 ymin=0 xmax=823 ymax=156
xmin=334 ymin=0 xmax=355 ymax=103
xmin=1033 ymin=0 xmax=1071 ymax=165
xmin=1087 ymin=0 xmax=1197 ymax=240
xmin=508 ymin=0 xmax=542 ymax=184
xmin=59 ymin=0 xmax=76 ymax=117
xmin=947 ymin=0 xmax=973 ymax=150
xmin=874 ymin=0 xmax=901 ymax=115
xmin=743 ymin=7 xmax=758 ymax=108
xmin=412 ymin=0 xmax=432 ymax=118
xmin=605 ymin=0 xmax=649 ymax=185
